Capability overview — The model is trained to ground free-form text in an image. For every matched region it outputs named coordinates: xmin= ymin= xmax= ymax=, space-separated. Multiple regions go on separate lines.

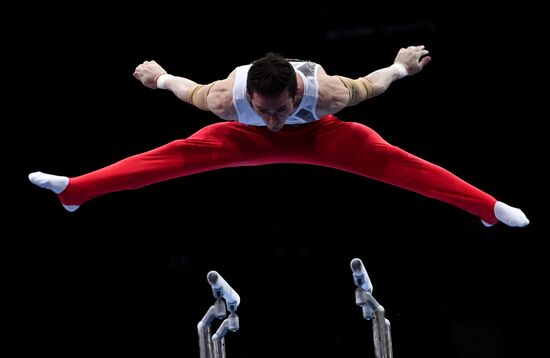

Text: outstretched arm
xmin=321 ymin=45 xmax=432 ymax=112
xmin=133 ymin=60 xmax=216 ymax=111
xmin=365 ymin=45 xmax=431 ymax=97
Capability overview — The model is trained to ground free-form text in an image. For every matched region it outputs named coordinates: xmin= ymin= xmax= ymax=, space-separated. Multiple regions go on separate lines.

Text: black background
xmin=15 ymin=1 xmax=544 ymax=357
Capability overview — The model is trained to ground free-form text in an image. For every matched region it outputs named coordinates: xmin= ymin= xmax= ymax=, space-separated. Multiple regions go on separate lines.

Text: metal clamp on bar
xmin=198 ymin=271 xmax=240 ymax=358
xmin=350 ymin=258 xmax=393 ymax=358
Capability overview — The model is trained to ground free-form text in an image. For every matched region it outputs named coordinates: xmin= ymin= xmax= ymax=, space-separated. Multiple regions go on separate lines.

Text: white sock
xmin=28 ymin=171 xmax=79 ymax=212
xmin=494 ymin=201 xmax=529 ymax=227
xmin=482 ymin=201 xmax=529 ymax=227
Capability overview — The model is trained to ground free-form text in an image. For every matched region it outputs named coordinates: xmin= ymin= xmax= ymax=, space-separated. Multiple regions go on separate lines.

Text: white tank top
xmin=232 ymin=61 xmax=320 ymax=126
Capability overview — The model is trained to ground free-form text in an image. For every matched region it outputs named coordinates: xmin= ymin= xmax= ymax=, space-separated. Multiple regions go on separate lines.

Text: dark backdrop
xmin=16 ymin=1 xmax=543 ymax=357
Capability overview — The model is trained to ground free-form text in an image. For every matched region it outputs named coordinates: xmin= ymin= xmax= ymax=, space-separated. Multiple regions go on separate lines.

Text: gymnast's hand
xmin=133 ymin=60 xmax=168 ymax=89
xmin=394 ymin=45 xmax=432 ymax=76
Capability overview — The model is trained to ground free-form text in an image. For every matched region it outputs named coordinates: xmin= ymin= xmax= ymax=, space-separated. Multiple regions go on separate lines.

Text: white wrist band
xmin=391 ymin=63 xmax=408 ymax=79
xmin=156 ymin=74 xmax=173 ymax=89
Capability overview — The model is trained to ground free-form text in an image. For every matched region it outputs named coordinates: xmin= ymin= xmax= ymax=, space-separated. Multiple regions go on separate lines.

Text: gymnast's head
xmin=247 ymin=52 xmax=298 ymax=131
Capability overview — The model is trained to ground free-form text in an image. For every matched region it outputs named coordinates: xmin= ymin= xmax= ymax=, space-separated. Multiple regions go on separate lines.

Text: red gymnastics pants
xmin=59 ymin=115 xmax=498 ymax=224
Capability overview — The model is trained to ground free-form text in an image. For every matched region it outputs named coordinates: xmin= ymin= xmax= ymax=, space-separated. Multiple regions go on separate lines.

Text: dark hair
xmin=247 ymin=52 xmax=297 ymax=98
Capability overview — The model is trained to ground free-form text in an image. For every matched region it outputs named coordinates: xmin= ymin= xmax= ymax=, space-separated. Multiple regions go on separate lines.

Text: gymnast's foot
xmin=482 ymin=201 xmax=529 ymax=227
xmin=28 ymin=171 xmax=79 ymax=212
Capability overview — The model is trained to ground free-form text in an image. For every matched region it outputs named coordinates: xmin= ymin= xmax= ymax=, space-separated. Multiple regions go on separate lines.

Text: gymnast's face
xmin=249 ymin=91 xmax=295 ymax=132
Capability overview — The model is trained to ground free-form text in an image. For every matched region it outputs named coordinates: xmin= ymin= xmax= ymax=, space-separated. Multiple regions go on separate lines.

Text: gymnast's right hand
xmin=133 ymin=60 xmax=168 ymax=89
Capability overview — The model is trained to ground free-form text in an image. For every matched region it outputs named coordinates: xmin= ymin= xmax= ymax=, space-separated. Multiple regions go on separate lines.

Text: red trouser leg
xmin=59 ymin=115 xmax=497 ymax=224
xmin=59 ymin=120 xmax=304 ymax=207
xmin=299 ymin=116 xmax=498 ymax=224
